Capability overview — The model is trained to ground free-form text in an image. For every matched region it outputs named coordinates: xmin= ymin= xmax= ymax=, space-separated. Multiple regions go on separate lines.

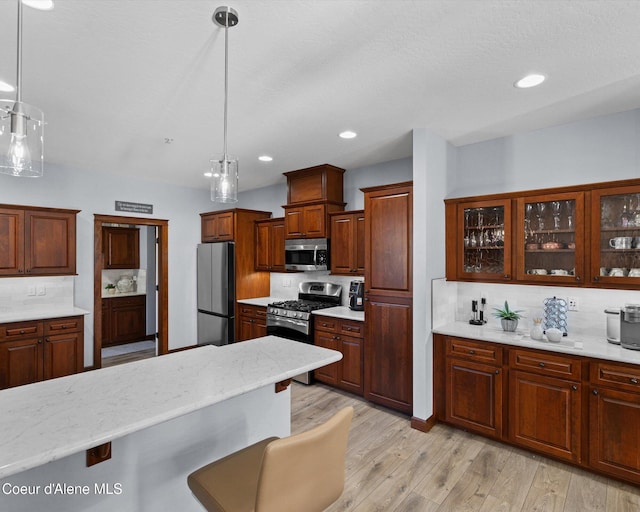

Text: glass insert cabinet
xmin=445 ymin=178 xmax=640 ymax=288
xmin=456 ymin=199 xmax=512 ymax=280
xmin=592 ymin=185 xmax=640 ymax=285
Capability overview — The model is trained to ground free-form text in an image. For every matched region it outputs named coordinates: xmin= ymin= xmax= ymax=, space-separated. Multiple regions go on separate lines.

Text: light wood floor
xmin=291 ymin=382 xmax=640 ymax=512
xmin=102 ymin=348 xmax=155 ymax=367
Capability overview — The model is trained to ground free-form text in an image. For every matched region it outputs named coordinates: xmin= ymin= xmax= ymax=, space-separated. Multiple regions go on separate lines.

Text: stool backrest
xmin=255 ymin=406 xmax=354 ymax=512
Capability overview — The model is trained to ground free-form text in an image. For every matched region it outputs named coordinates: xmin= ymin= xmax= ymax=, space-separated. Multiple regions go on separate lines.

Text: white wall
xmin=0 ymin=164 xmax=213 ymax=363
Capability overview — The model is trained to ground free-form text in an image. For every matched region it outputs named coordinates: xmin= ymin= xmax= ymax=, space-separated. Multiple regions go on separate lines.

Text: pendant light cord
xmin=222 ymin=7 xmax=229 ymax=163
xmin=16 ymin=0 xmax=23 ymax=104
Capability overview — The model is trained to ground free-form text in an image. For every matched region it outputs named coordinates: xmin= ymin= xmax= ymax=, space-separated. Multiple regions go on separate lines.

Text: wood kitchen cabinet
xmin=284 ymin=164 xmax=345 ymax=205
xmin=508 ymin=348 xmax=583 ymax=463
xmin=102 ymin=295 xmax=146 ymax=346
xmin=201 ymin=210 xmax=235 ymax=242
xmin=446 ymin=198 xmax=513 ymax=282
xmin=0 ymin=316 xmax=84 ymax=389
xmin=589 ymin=361 xmax=640 ymax=482
xmin=255 ymin=217 xmax=285 ymax=272
xmin=102 ymin=226 xmax=140 ymax=269
xmin=329 ymin=210 xmax=364 ymax=275
xmin=283 ymin=203 xmax=344 ymax=239
xmin=0 ymin=205 xmax=78 ymax=276
xmin=362 ymin=182 xmax=413 ymax=414
xmin=445 ymin=337 xmax=503 ymax=439
xmin=314 ymin=315 xmax=364 ymax=395
xmin=236 ymin=304 xmax=267 ymax=342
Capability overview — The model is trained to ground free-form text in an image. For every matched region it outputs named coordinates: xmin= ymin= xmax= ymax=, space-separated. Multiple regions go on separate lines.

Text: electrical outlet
xmin=568 ymin=297 xmax=578 ymax=311
xmin=27 ymin=286 xmax=36 ymax=296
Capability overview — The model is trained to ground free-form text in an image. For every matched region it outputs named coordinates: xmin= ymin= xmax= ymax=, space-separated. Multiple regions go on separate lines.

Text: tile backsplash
xmin=269 ymin=272 xmax=362 ymax=306
xmin=0 ymin=276 xmax=74 ymax=314
xmin=432 ymin=278 xmax=640 ymax=340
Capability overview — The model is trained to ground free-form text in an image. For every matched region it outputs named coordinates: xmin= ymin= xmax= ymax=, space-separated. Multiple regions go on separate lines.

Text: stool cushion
xmin=188 ymin=436 xmax=279 ymax=512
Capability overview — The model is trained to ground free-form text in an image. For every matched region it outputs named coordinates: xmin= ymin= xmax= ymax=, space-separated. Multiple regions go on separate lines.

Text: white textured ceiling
xmin=1 ymin=0 xmax=640 ymax=192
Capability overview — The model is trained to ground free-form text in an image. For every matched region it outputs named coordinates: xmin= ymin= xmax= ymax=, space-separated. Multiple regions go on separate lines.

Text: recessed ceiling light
xmin=21 ymin=0 xmax=55 ymax=10
xmin=339 ymin=130 xmax=357 ymax=139
xmin=514 ymin=74 xmax=546 ymax=89
xmin=258 ymin=155 xmax=273 ymax=162
xmin=203 ymin=171 xmax=213 ymax=177
xmin=0 ymin=81 xmax=15 ymax=93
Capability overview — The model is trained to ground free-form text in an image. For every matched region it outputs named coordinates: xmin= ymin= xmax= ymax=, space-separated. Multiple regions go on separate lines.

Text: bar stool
xmin=187 ymin=406 xmax=353 ymax=512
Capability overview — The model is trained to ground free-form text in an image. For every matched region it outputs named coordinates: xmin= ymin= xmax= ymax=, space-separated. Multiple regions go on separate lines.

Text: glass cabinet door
xmin=516 ymin=192 xmax=585 ymax=283
xmin=592 ymin=185 xmax=640 ymax=285
xmin=457 ymin=199 xmax=511 ymax=280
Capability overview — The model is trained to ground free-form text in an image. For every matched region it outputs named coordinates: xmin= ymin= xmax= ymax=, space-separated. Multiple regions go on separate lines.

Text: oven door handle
xmin=267 ymin=315 xmax=309 ymax=331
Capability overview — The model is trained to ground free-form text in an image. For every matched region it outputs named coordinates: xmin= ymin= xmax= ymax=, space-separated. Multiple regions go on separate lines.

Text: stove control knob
xmin=296 ymin=312 xmax=303 ymax=319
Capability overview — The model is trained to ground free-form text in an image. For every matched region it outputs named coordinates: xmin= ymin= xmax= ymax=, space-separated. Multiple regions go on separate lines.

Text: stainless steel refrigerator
xmin=197 ymin=242 xmax=235 ymax=346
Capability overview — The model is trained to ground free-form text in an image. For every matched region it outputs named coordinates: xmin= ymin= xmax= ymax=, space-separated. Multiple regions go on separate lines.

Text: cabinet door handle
xmin=575 ymin=276 xmax=581 ymax=281
xmin=503 ymin=274 xmax=510 ymax=279
xmin=469 ymin=350 xmax=475 ymax=355
xmin=322 ymin=323 xmax=327 ymax=327
xmin=45 ymin=338 xmax=50 ymax=343
xmin=20 ymin=330 xmax=25 ymax=335
xmin=345 ymin=327 xmax=352 ymax=331
xmin=631 ymin=378 xmax=638 ymax=385
xmin=26 ymin=269 xmax=31 ymax=273
xmin=18 ymin=269 xmax=23 ymax=273
xmin=495 ymin=370 xmax=500 ymax=375
xmin=571 ymin=385 xmax=578 ymax=391
xmin=594 ymin=276 xmax=600 ymax=281
xmin=592 ymin=389 xmax=598 ymax=395
xmin=37 ymin=339 xmax=42 ymax=344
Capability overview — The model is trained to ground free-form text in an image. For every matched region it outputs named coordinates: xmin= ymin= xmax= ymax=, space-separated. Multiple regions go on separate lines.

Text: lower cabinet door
xmin=590 ymin=385 xmax=640 ymax=483
xmin=110 ymin=302 xmax=146 ymax=345
xmin=509 ymin=370 xmax=581 ymax=463
xmin=0 ymin=337 xmax=43 ymax=389
xmin=339 ymin=335 xmax=363 ymax=395
xmin=314 ymin=332 xmax=339 ymax=386
xmin=445 ymin=358 xmax=502 ymax=438
xmin=44 ymin=332 xmax=82 ymax=380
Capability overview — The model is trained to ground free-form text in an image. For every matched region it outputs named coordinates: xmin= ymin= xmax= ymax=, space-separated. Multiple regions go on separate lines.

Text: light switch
xmin=37 ymin=286 xmax=46 ymax=296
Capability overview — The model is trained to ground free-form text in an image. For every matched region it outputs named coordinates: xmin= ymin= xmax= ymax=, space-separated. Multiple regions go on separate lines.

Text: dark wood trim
xmin=410 ymin=415 xmax=436 ymax=432
xmin=275 ymin=379 xmax=292 ymax=393
xmin=86 ymin=442 xmax=111 ymax=467
xmin=444 ymin=177 xmax=640 ymax=204
xmin=168 ymin=344 xmax=198 ymax=353
xmin=0 ymin=203 xmax=80 ymax=215
xmin=360 ymin=181 xmax=413 ymax=194
xmin=199 ymin=207 xmax=274 ymax=217
xmin=93 ymin=215 xmax=169 ymax=369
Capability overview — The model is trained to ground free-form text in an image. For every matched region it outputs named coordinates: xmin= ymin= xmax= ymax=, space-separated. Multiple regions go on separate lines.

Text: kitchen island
xmin=0 ymin=336 xmax=341 ymax=511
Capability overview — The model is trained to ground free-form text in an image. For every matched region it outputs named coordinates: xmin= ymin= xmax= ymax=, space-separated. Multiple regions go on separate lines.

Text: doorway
xmin=93 ymin=214 xmax=169 ymax=369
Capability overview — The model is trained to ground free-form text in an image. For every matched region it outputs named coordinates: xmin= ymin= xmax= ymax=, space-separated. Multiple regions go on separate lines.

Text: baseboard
xmin=410 ymin=415 xmax=436 ymax=433
xmin=168 ymin=344 xmax=198 ymax=353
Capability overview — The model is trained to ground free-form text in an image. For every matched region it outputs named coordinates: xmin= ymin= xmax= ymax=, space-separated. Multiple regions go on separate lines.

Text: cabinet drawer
xmin=0 ymin=321 xmax=43 ymax=340
xmin=340 ymin=321 xmax=363 ymax=338
xmin=446 ymin=337 xmax=503 ymax=365
xmin=591 ymin=361 xmax=640 ymax=392
xmin=238 ymin=305 xmax=266 ymax=319
xmin=108 ymin=295 xmax=146 ymax=308
xmin=315 ymin=316 xmax=338 ymax=333
xmin=45 ymin=316 xmax=82 ymax=335
xmin=510 ymin=349 xmax=581 ymax=380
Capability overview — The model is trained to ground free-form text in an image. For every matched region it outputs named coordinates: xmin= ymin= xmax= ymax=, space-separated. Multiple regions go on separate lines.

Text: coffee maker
xmin=348 ymin=281 xmax=365 ymax=311
xmin=620 ymin=304 xmax=640 ymax=350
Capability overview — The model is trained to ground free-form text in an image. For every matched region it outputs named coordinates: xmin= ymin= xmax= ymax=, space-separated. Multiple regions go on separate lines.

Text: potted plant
xmin=105 ymin=283 xmax=116 ymax=295
xmin=492 ymin=301 xmax=523 ymax=332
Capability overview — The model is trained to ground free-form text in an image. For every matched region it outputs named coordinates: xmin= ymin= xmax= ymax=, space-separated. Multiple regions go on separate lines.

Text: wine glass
xmin=564 ymin=200 xmax=573 ymax=230
xmin=535 ymin=202 xmax=546 ymax=230
xmin=551 ymin=201 xmax=561 ymax=230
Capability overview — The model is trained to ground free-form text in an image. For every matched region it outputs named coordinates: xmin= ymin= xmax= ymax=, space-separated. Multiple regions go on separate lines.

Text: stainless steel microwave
xmin=285 ymin=238 xmax=329 ymax=271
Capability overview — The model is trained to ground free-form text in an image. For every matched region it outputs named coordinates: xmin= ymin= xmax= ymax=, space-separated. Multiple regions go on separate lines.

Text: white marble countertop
xmin=312 ymin=306 xmax=365 ymax=322
xmin=0 ymin=307 xmax=90 ymax=324
xmin=433 ymin=321 xmax=640 ymax=365
xmin=0 ymin=336 xmax=341 ymax=479
xmin=102 ymin=291 xmax=146 ymax=299
xmin=237 ymin=297 xmax=286 ymax=307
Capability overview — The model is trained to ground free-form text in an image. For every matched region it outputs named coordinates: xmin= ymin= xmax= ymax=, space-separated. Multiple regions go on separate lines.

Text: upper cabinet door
xmin=24 ymin=210 xmax=77 ymax=275
xmin=591 ymin=185 xmax=640 ymax=286
xmin=103 ymin=227 xmax=140 ymax=269
xmin=454 ymin=199 xmax=512 ymax=281
xmin=516 ymin=192 xmax=585 ymax=284
xmin=0 ymin=208 xmax=24 ymax=276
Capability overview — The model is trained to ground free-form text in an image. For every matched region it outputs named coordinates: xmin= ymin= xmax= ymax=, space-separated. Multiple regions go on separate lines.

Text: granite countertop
xmin=237 ymin=297 xmax=286 ymax=307
xmin=102 ymin=291 xmax=147 ymax=299
xmin=312 ymin=306 xmax=365 ymax=322
xmin=433 ymin=321 xmax=640 ymax=365
xmin=0 ymin=336 xmax=341 ymax=479
xmin=0 ymin=307 xmax=90 ymax=324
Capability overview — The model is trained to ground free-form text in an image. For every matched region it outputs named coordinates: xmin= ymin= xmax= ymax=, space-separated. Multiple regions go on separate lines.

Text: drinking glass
xmin=551 ymin=201 xmax=561 ymax=230
xmin=535 ymin=202 xmax=546 ymax=230
xmin=564 ymin=200 xmax=573 ymax=230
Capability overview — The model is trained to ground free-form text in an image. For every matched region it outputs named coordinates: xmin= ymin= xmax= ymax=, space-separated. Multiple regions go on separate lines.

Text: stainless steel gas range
xmin=267 ymin=281 xmax=342 ymax=383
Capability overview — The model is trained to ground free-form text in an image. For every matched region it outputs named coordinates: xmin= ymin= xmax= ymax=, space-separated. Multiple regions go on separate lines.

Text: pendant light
xmin=0 ymin=0 xmax=44 ymax=177
xmin=210 ymin=6 xmax=239 ymax=203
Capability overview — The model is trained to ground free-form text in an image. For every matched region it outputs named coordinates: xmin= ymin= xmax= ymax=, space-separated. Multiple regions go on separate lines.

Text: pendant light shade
xmin=210 ymin=6 xmax=239 ymax=203
xmin=0 ymin=0 xmax=44 ymax=178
